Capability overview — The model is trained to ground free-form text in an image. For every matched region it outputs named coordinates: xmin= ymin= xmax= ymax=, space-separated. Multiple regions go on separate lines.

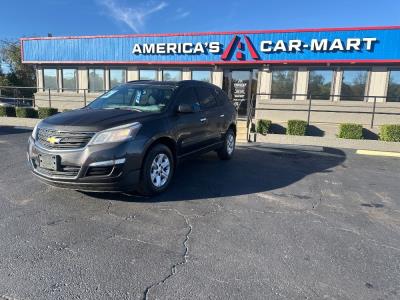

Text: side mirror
xmin=177 ymin=104 xmax=196 ymax=113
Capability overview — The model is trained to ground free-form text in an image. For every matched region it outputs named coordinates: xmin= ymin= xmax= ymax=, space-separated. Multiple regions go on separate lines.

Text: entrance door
xmin=223 ymin=70 xmax=258 ymax=118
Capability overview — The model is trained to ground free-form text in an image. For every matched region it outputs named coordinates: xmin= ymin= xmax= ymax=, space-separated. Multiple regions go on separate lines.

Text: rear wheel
xmin=217 ymin=128 xmax=235 ymax=160
xmin=137 ymin=144 xmax=174 ymax=196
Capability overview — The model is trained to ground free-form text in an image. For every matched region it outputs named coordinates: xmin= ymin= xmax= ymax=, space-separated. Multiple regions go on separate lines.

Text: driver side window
xmin=178 ymin=87 xmax=200 ymax=109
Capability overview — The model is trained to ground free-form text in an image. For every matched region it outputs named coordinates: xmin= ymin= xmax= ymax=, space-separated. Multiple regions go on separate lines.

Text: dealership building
xmin=21 ymin=26 xmax=400 ymax=136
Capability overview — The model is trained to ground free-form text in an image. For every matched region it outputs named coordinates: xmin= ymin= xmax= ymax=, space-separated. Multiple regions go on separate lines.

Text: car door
xmin=172 ymin=86 xmax=209 ymax=156
xmin=194 ymin=85 xmax=222 ymax=146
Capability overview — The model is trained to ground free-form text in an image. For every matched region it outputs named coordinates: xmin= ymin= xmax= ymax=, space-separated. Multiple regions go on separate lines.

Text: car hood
xmin=40 ymin=108 xmax=158 ymax=131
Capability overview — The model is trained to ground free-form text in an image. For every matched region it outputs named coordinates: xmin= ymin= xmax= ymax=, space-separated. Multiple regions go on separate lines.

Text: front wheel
xmin=217 ymin=128 xmax=236 ymax=160
xmin=137 ymin=144 xmax=174 ymax=196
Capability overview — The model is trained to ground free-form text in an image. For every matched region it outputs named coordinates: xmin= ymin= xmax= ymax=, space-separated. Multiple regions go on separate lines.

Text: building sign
xmin=21 ymin=26 xmax=400 ymax=64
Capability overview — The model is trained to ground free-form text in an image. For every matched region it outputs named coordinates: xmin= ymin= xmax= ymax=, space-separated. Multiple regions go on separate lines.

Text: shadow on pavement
xmin=85 ymin=145 xmax=346 ymax=202
xmin=0 ymin=126 xmax=32 ymax=136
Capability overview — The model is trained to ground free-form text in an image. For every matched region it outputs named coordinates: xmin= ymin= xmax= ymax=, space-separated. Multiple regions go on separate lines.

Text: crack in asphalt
xmin=143 ymin=209 xmax=192 ymax=300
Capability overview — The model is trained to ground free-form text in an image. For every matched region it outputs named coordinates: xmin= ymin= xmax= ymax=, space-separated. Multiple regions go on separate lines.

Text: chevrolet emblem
xmin=47 ymin=136 xmax=61 ymax=144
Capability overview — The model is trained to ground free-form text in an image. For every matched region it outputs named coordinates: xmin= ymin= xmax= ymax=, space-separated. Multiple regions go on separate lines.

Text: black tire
xmin=137 ymin=144 xmax=174 ymax=196
xmin=217 ymin=128 xmax=236 ymax=160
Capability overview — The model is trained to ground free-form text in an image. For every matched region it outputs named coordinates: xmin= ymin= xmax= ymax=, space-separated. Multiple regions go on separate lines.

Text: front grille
xmin=35 ymin=165 xmax=80 ymax=178
xmin=37 ymin=128 xmax=95 ymax=150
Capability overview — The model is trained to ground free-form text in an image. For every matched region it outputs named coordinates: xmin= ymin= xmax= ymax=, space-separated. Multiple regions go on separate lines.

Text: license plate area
xmin=38 ymin=154 xmax=59 ymax=171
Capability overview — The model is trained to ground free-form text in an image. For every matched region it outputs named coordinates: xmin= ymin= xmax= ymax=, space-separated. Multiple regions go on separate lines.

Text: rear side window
xmin=177 ymin=87 xmax=199 ymax=107
xmin=214 ymin=88 xmax=230 ymax=105
xmin=196 ymin=86 xmax=217 ymax=110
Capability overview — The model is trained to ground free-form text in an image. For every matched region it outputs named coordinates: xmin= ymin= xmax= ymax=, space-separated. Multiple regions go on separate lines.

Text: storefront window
xmin=192 ymin=70 xmax=211 ymax=82
xmin=307 ymin=70 xmax=333 ymax=100
xmin=110 ymin=69 xmax=126 ymax=88
xmin=62 ymin=69 xmax=77 ymax=91
xmin=162 ymin=70 xmax=182 ymax=81
xmin=139 ymin=69 xmax=157 ymax=80
xmin=43 ymin=69 xmax=58 ymax=90
xmin=271 ymin=70 xmax=295 ymax=99
xmin=387 ymin=70 xmax=400 ymax=102
xmin=340 ymin=70 xmax=368 ymax=101
xmin=88 ymin=69 xmax=105 ymax=92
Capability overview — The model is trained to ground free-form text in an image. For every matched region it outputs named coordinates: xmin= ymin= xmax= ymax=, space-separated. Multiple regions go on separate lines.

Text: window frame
xmin=340 ymin=68 xmax=370 ymax=101
xmin=61 ymin=68 xmax=78 ymax=92
xmin=139 ymin=69 xmax=158 ymax=81
xmin=386 ymin=68 xmax=400 ymax=102
xmin=43 ymin=68 xmax=59 ymax=91
xmin=306 ymin=69 xmax=335 ymax=100
xmin=88 ymin=68 xmax=105 ymax=93
xmin=270 ymin=68 xmax=297 ymax=100
xmin=194 ymin=85 xmax=218 ymax=110
xmin=191 ymin=69 xmax=212 ymax=83
xmin=162 ymin=69 xmax=182 ymax=81
xmin=109 ymin=68 xmax=127 ymax=89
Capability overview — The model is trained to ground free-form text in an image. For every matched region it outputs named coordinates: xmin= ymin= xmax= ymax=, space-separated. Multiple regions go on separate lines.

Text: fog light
xmin=89 ymin=158 xmax=126 ymax=167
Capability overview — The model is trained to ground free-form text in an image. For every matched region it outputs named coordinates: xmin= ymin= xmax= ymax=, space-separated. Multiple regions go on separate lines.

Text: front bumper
xmin=27 ymin=137 xmax=144 ymax=192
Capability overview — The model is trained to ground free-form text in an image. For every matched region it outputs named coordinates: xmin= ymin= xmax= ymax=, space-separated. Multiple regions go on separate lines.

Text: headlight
xmin=89 ymin=122 xmax=142 ymax=145
xmin=31 ymin=122 xmax=40 ymax=139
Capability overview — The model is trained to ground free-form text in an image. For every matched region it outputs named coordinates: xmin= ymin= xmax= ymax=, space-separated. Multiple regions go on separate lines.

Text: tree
xmin=0 ymin=40 xmax=36 ymax=88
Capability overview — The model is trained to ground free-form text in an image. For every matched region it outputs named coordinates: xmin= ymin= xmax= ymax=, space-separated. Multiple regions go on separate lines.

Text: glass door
xmin=223 ymin=70 xmax=258 ymax=118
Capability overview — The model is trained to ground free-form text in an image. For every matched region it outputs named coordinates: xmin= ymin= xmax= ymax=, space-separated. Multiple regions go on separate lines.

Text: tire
xmin=137 ymin=144 xmax=174 ymax=196
xmin=217 ymin=128 xmax=236 ymax=160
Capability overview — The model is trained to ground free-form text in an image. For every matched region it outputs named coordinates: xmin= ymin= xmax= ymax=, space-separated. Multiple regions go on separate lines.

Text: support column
xmin=127 ymin=67 xmax=139 ymax=81
xmin=36 ymin=67 xmax=43 ymax=91
xmin=332 ymin=69 xmax=342 ymax=102
xmin=255 ymin=67 xmax=271 ymax=120
xmin=212 ymin=68 xmax=223 ymax=88
xmin=78 ymin=68 xmax=88 ymax=92
xmin=368 ymin=66 xmax=388 ymax=102
xmin=182 ymin=68 xmax=191 ymax=80
xmin=294 ymin=67 xmax=308 ymax=100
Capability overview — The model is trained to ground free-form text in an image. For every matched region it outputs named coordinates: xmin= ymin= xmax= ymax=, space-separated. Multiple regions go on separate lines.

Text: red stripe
xmin=20 ymin=59 xmax=400 ymax=65
xmin=221 ymin=35 xmax=239 ymax=60
xmin=244 ymin=36 xmax=260 ymax=60
xmin=19 ymin=25 xmax=400 ymax=41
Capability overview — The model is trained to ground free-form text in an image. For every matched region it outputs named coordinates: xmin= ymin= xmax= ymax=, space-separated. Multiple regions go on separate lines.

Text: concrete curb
xmin=254 ymin=133 xmax=400 ymax=152
xmin=0 ymin=117 xmax=40 ymax=128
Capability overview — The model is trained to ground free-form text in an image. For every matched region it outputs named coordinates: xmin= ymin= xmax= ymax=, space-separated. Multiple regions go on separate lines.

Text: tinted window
xmin=140 ymin=70 xmax=158 ymax=80
xmin=89 ymin=69 xmax=105 ymax=92
xmin=214 ymin=88 xmax=229 ymax=105
xmin=387 ymin=70 xmax=400 ymax=102
xmin=43 ymin=69 xmax=58 ymax=90
xmin=307 ymin=70 xmax=333 ymax=100
xmin=196 ymin=86 xmax=217 ymax=109
xmin=62 ymin=69 xmax=77 ymax=91
xmin=178 ymin=87 xmax=199 ymax=106
xmin=192 ymin=70 xmax=212 ymax=82
xmin=340 ymin=70 xmax=368 ymax=101
xmin=110 ymin=69 xmax=126 ymax=88
xmin=271 ymin=70 xmax=295 ymax=99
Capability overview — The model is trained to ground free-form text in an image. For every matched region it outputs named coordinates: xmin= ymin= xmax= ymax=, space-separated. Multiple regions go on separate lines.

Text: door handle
xmin=200 ymin=118 xmax=207 ymax=122
xmin=220 ymin=114 xmax=225 ymax=118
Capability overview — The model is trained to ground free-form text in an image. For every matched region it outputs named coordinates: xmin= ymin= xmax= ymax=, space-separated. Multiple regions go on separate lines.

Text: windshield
xmin=88 ymin=84 xmax=176 ymax=112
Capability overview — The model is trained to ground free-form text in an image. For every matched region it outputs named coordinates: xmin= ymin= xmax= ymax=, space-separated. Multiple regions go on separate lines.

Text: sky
xmin=0 ymin=0 xmax=399 ymax=40
xmin=1 ymin=0 xmax=400 ymax=71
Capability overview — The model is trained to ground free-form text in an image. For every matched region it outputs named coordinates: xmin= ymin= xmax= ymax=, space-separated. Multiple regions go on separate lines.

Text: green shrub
xmin=15 ymin=107 xmax=37 ymax=118
xmin=338 ymin=123 xmax=363 ymax=139
xmin=256 ymin=119 xmax=272 ymax=134
xmin=38 ymin=107 xmax=58 ymax=119
xmin=287 ymin=120 xmax=308 ymax=136
xmin=62 ymin=109 xmax=72 ymax=112
xmin=380 ymin=124 xmax=400 ymax=142
xmin=0 ymin=106 xmax=16 ymax=117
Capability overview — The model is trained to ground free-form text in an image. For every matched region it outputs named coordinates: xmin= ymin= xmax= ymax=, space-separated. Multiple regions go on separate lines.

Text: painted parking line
xmin=356 ymin=149 xmax=400 ymax=158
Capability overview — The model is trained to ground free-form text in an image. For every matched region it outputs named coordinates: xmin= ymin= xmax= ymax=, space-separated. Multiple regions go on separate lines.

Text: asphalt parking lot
xmin=0 ymin=126 xmax=400 ymax=300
